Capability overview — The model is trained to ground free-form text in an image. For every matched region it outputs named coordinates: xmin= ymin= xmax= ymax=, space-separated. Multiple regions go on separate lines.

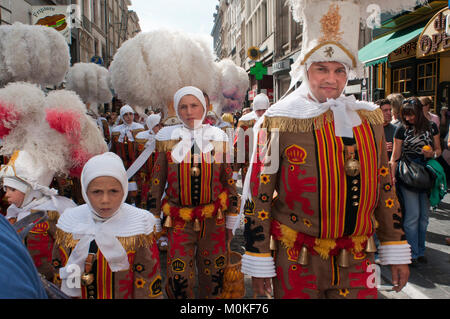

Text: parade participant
xmin=0 ymin=82 xmax=108 ymax=282
xmin=109 ymin=28 xmax=237 ymax=299
xmin=111 ymin=105 xmax=145 ymax=205
xmin=148 ymin=86 xmax=238 ymax=299
xmin=131 ymin=113 xmax=167 ymax=250
xmin=239 ymin=0 xmax=417 ymax=299
xmin=131 ymin=113 xmax=163 ymax=209
xmin=1 ymin=150 xmax=76 ymax=281
xmin=233 ymin=93 xmax=270 ymax=183
xmin=53 ymin=152 xmax=161 ymax=299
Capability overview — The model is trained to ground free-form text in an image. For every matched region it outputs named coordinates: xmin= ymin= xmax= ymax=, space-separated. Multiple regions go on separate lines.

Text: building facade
xmin=358 ymin=0 xmax=448 ymax=110
xmin=0 ymin=0 xmax=141 ymax=67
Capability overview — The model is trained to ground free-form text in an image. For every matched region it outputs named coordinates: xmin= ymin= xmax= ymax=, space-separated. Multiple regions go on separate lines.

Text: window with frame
xmin=417 ymin=61 xmax=436 ymax=93
xmin=392 ymin=66 xmax=412 ymax=94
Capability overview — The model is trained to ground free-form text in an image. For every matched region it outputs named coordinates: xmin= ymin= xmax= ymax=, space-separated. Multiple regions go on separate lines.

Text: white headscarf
xmin=81 ymin=152 xmax=128 ymax=221
xmin=252 ymin=93 xmax=270 ymax=111
xmin=145 ymin=113 xmax=162 ymax=133
xmin=119 ymin=104 xmax=135 ymax=122
xmin=174 ymin=86 xmax=207 ymax=130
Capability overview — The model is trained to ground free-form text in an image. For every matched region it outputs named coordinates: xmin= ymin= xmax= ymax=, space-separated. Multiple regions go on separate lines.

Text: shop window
xmin=392 ymin=66 xmax=412 ymax=94
xmin=417 ymin=61 xmax=436 ymax=93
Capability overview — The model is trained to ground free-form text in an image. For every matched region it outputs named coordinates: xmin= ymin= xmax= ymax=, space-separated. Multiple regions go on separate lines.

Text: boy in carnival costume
xmin=238 ymin=0 xmax=425 ymax=299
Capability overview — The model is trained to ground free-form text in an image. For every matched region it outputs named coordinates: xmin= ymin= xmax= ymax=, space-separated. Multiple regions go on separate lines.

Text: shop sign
xmin=417 ymin=8 xmax=450 ymax=58
xmin=390 ymin=39 xmax=417 ymax=62
xmin=31 ymin=6 xmax=72 ymax=44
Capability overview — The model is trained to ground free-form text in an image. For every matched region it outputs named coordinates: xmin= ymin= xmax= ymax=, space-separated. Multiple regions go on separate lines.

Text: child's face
xmin=3 ymin=186 xmax=25 ymax=207
xmin=86 ymin=176 xmax=124 ymax=218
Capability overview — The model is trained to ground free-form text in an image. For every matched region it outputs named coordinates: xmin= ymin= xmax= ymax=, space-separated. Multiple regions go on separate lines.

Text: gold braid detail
xmin=55 ymin=229 xmax=155 ymax=251
xmin=262 ymin=108 xmax=383 ymax=134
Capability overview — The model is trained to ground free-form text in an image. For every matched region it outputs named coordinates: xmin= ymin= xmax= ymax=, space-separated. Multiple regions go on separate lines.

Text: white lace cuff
xmin=241 ymin=253 xmax=276 ymax=278
xmin=378 ymin=242 xmax=411 ymax=265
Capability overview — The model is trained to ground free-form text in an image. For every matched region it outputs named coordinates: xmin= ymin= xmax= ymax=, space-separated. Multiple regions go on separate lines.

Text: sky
xmin=129 ymin=0 xmax=218 ymax=48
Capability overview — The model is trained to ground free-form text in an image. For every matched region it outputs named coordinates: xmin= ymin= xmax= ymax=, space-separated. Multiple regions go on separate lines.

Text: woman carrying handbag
xmin=390 ymin=97 xmax=442 ymax=266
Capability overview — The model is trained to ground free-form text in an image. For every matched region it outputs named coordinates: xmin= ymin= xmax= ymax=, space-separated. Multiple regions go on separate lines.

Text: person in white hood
xmin=111 ymin=105 xmax=145 ymax=206
xmin=53 ymin=152 xmax=161 ymax=299
xmin=147 ymin=86 xmax=239 ymax=299
xmin=233 ymin=93 xmax=270 ymax=184
xmin=0 ymin=150 xmax=77 ymax=281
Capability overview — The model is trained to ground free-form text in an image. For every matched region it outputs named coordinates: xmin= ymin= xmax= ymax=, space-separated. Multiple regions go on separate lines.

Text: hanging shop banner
xmin=417 ymin=7 xmax=450 ymax=58
xmin=31 ymin=6 xmax=72 ymax=44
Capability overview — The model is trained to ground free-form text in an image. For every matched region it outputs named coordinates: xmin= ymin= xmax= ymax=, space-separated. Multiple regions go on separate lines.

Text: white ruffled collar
xmin=264 ymin=82 xmax=379 ymax=138
xmin=57 ymin=203 xmax=157 ymax=297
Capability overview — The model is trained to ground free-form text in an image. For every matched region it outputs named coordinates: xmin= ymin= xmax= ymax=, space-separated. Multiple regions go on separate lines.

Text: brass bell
xmin=190 ymin=166 xmax=201 ymax=177
xmin=164 ymin=215 xmax=173 ymax=228
xmin=216 ymin=208 xmax=224 ymax=221
xmin=193 ymin=218 xmax=201 ymax=231
xmin=269 ymin=236 xmax=276 ymax=251
xmin=80 ymin=272 xmax=94 ymax=286
xmin=337 ymin=249 xmax=350 ymax=268
xmin=297 ymin=246 xmax=309 ymax=266
xmin=344 ymin=158 xmax=360 ymax=177
xmin=365 ymin=236 xmax=377 ymax=253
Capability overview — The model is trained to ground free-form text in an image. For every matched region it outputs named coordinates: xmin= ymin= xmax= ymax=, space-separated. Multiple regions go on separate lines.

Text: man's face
xmin=307 ymin=62 xmax=348 ymax=103
xmin=380 ymin=103 xmax=392 ymax=125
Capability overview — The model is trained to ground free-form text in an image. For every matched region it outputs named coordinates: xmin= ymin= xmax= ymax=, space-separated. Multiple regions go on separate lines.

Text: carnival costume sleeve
xmin=241 ymin=129 xmax=277 ymax=278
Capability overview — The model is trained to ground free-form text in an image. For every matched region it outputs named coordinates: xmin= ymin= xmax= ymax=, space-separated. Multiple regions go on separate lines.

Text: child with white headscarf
xmin=147 ymin=86 xmax=239 ymax=299
xmin=53 ymin=152 xmax=162 ymax=299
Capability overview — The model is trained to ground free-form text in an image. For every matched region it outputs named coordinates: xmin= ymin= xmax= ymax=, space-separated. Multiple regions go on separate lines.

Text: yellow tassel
xmin=314 ymin=238 xmax=337 ymax=259
xmin=179 ymin=208 xmax=192 ymax=221
xmin=164 ymin=215 xmax=173 ymax=228
xmin=193 ymin=218 xmax=201 ymax=232
xmin=279 ymin=224 xmax=297 ymax=249
xmin=352 ymin=235 xmax=368 ymax=253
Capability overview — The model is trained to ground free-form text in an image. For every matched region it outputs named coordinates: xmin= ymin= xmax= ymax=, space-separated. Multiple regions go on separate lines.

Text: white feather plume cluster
xmin=0 ymin=82 xmax=107 ymax=177
xmin=0 ymin=22 xmax=70 ymax=87
xmin=288 ymin=0 xmax=429 ymax=25
xmin=109 ymin=29 xmax=217 ymax=113
xmin=65 ymin=62 xmax=113 ymax=104
xmin=216 ymin=59 xmax=249 ymax=114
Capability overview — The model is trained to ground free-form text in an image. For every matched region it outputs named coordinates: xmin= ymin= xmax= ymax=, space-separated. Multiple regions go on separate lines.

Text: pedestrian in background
xmin=419 ymin=96 xmax=440 ymax=129
xmin=390 ymin=97 xmax=441 ymax=266
xmin=376 ymin=99 xmax=396 ymax=160
xmin=387 ymin=93 xmax=405 ymax=127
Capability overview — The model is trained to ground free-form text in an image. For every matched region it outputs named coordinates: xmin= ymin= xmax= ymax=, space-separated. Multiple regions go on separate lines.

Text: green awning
xmin=358 ymin=22 xmax=426 ymax=67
